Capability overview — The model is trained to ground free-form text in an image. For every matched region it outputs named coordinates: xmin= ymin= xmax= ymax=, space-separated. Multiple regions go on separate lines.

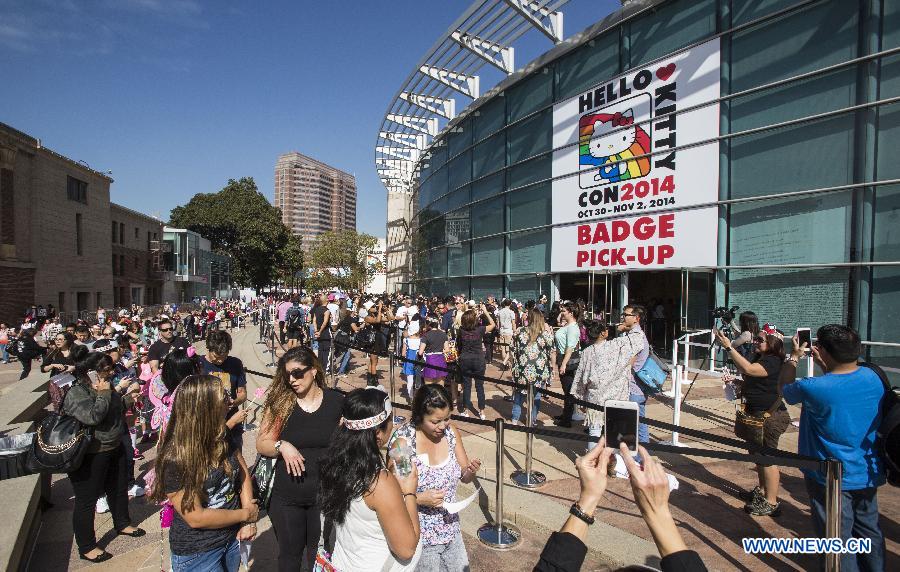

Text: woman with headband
xmin=257 ymin=346 xmax=344 ymax=571
xmin=319 ymin=387 xmax=422 ymax=571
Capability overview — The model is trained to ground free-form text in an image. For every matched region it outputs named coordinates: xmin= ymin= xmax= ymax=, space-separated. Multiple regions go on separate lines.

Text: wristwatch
xmin=274 ymin=440 xmax=282 ymax=454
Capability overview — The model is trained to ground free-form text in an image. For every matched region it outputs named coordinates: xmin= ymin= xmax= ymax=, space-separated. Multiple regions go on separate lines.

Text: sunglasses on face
xmin=289 ymin=366 xmax=314 ymax=380
xmin=158 ymin=327 xmax=173 ymax=332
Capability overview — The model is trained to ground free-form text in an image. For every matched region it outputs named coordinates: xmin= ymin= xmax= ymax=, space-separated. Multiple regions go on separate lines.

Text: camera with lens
xmin=711 ymin=305 xmax=740 ymax=323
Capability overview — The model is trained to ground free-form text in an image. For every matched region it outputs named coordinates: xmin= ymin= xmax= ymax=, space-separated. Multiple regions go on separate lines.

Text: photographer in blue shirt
xmin=779 ymin=324 xmax=886 ymax=572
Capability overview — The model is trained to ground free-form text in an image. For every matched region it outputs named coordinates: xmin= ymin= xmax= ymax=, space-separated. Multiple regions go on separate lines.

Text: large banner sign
xmin=551 ymin=38 xmax=720 ymax=271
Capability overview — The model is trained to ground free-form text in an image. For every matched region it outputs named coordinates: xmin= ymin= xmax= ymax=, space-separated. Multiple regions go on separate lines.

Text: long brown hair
xmin=150 ymin=375 xmax=232 ymax=512
xmin=260 ymin=346 xmax=325 ymax=435
xmin=526 ymin=308 xmax=546 ymax=345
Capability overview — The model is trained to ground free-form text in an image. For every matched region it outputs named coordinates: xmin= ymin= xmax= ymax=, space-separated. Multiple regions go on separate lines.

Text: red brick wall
xmin=0 ymin=266 xmax=35 ymax=325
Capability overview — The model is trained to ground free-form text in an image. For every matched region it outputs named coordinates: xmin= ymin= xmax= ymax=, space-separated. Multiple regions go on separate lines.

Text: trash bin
xmin=0 ymin=433 xmax=34 ymax=481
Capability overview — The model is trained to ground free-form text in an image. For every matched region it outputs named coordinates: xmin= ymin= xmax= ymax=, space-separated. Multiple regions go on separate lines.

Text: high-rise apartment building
xmin=274 ymin=152 xmax=357 ymax=249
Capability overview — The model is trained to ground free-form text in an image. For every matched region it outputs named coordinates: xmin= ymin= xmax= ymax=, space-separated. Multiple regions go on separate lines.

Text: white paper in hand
xmin=442 ymin=485 xmax=480 ymax=514
xmin=239 ymin=539 xmax=252 ymax=570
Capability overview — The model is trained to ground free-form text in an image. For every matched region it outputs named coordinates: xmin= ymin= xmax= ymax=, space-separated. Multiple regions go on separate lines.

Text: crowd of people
xmin=2 ymin=289 xmax=892 ymax=571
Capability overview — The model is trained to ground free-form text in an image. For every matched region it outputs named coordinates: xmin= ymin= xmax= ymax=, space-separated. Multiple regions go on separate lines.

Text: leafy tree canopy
xmin=169 ymin=177 xmax=293 ymax=290
xmin=306 ymin=230 xmax=380 ymax=292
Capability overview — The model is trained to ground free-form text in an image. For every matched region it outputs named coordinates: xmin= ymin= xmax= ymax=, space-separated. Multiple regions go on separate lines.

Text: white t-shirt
xmin=396 ymin=305 xmax=419 ymax=329
xmin=497 ymin=307 xmax=516 ymax=335
xmin=327 ymin=303 xmax=340 ymax=326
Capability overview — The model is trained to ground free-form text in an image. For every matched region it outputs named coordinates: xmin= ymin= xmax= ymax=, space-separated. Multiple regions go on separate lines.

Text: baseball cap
xmin=466 ymin=300 xmax=476 ymax=308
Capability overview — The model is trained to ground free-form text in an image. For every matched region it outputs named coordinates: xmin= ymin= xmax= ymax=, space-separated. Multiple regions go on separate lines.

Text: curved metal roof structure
xmin=374 ymin=0 xmax=572 ymax=195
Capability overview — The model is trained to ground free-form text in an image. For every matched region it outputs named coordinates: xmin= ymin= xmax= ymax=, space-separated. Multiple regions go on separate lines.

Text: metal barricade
xmin=510 ymin=381 xmax=546 ymax=488
xmin=825 ymin=459 xmax=842 ymax=572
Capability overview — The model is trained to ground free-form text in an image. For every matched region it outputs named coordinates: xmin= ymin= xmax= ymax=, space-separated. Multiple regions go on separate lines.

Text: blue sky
xmin=1 ymin=0 xmax=618 ymax=235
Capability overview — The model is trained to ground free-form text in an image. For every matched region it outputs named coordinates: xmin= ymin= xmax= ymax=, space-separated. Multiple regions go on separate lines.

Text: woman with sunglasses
xmin=151 ymin=375 xmax=258 ymax=572
xmin=257 ymin=346 xmax=344 ymax=571
xmin=714 ymin=326 xmax=790 ymax=517
xmin=40 ymin=331 xmax=79 ymax=379
xmin=64 ymin=351 xmax=145 ymax=563
xmin=319 ymin=387 xmax=422 ymax=571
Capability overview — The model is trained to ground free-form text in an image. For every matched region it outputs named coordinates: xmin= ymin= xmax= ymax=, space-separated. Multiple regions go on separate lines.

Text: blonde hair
xmin=150 ymin=375 xmax=232 ymax=512
xmin=526 ymin=308 xmax=546 ymax=345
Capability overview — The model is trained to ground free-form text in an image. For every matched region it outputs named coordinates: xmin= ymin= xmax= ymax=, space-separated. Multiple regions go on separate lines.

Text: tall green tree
xmin=306 ymin=230 xmax=380 ymax=292
xmin=169 ymin=177 xmax=292 ymax=290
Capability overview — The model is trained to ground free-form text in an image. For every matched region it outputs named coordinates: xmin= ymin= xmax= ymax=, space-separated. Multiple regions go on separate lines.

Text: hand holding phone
xmin=604 ymin=400 xmax=639 ymax=453
xmin=796 ymin=328 xmax=811 ymax=355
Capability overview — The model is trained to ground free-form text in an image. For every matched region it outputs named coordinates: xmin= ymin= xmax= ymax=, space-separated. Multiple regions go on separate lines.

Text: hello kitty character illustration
xmin=578 ymin=99 xmax=652 ymax=188
xmin=589 ymin=109 xmax=635 ymax=181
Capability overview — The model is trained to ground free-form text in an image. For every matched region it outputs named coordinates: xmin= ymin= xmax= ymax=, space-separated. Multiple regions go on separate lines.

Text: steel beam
xmin=386 ymin=114 xmax=439 ymax=136
xmin=419 ymin=65 xmax=480 ymax=98
xmin=399 ymin=92 xmax=456 ymax=119
xmin=504 ymin=0 xmax=564 ymax=43
xmin=451 ymin=31 xmax=515 ymax=73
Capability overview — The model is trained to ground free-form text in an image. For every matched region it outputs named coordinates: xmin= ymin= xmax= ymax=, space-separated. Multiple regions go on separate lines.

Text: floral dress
xmin=390 ymin=423 xmax=461 ymax=546
xmin=510 ymin=327 xmax=555 ymax=394
xmin=571 ymin=336 xmax=642 ymax=426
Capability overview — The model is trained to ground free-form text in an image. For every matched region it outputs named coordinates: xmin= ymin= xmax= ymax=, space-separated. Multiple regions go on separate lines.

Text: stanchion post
xmin=824 ymin=459 xmax=842 ymax=572
xmin=478 ymin=418 xmax=521 ymax=549
xmin=511 ymin=381 xmax=547 ymax=489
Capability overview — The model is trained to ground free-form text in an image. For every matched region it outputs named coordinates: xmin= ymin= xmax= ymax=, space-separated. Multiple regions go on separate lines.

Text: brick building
xmin=0 ymin=122 xmax=115 ymax=325
xmin=110 ymin=203 xmax=165 ymax=307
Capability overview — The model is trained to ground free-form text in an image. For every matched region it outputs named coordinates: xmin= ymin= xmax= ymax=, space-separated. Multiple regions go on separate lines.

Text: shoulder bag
xmin=250 ymin=454 xmax=277 ymax=509
xmin=26 ymin=411 xmax=93 ymax=473
xmin=734 ymin=389 xmax=783 ymax=448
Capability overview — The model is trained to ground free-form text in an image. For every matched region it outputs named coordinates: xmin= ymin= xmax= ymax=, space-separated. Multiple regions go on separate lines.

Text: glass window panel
xmin=730 ymin=69 xmax=856 ymax=132
xmin=873 ymin=185 xmax=900 ymax=262
xmin=447 ymin=242 xmax=471 ymax=277
xmin=731 ymin=1 xmax=857 ymax=93
xmin=730 ymin=116 xmax=855 ymax=199
xmin=472 ymin=237 xmax=504 ymax=275
xmin=877 ymin=55 xmax=900 ymax=179
xmin=444 ymin=207 xmax=471 ymax=244
xmin=508 ymin=229 xmax=550 ymax=274
xmin=448 ymin=119 xmax=473 ymax=157
xmin=431 ymin=196 xmax=448 ymax=216
xmin=507 ymin=70 xmax=552 ymax=123
xmin=869 ymin=267 xmax=900 ymax=385
xmin=448 ymin=150 xmax=472 ymax=191
xmin=555 ymin=32 xmax=619 ymax=102
xmin=733 ymin=0 xmax=811 ymax=27
xmin=508 ymin=155 xmax=550 ymax=190
xmin=430 ymin=248 xmax=447 ymax=278
xmin=473 ymin=132 xmax=506 ymax=180
xmin=472 ymin=171 xmax=505 ymax=202
xmin=445 ymin=186 xmax=471 ymax=212
xmin=886 ymin=0 xmax=900 ymax=49
xmin=727 ymin=267 xmax=850 ymax=337
xmin=729 ymin=191 xmax=852 ymax=265
xmin=506 ymin=275 xmax=537 ymax=302
xmin=507 ymin=109 xmax=551 ymax=165
xmin=471 ymin=276 xmax=503 ymax=301
xmin=424 ymin=216 xmax=446 ymax=249
xmin=628 ymin=0 xmax=716 ymax=68
xmin=431 ymin=165 xmax=449 ymax=201
xmin=472 ymin=196 xmax=504 ymax=238
xmin=507 ymin=182 xmax=551 ymax=232
xmin=448 ymin=278 xmax=470 ymax=299
xmin=417 ymin=177 xmax=433 ymax=210
xmin=475 ymin=97 xmax=506 ymax=141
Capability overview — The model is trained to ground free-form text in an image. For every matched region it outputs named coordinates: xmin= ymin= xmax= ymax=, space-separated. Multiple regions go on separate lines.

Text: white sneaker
xmin=96 ymin=496 xmax=109 ymax=513
xmin=571 ymin=410 xmax=585 ymax=422
xmin=128 ymin=484 xmax=146 ymax=498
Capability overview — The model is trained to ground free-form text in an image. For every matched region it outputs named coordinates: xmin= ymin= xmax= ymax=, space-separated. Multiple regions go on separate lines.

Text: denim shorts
xmin=171 ymin=538 xmax=240 ymax=572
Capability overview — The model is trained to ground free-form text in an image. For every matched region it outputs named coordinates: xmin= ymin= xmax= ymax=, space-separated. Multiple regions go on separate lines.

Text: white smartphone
xmin=604 ymin=400 xmax=640 ymax=453
xmin=796 ymin=327 xmax=811 ymax=354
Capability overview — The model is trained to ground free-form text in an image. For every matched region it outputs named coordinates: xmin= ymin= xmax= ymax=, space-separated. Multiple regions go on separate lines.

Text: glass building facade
xmin=407 ymin=0 xmax=899 ymax=370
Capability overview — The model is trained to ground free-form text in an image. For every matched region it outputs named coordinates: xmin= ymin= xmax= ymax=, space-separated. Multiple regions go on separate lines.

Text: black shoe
xmin=554 ymin=419 xmax=572 ymax=428
xmin=80 ymin=551 xmax=113 ymax=563
xmin=117 ymin=527 xmax=146 ymax=538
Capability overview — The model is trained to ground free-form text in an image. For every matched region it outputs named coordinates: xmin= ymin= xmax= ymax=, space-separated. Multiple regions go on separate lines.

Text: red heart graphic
xmin=656 ymin=63 xmax=676 ymax=81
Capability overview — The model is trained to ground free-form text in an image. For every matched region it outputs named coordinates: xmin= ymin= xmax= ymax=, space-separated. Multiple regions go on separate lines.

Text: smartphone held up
xmin=604 ymin=400 xmax=639 ymax=453
xmin=796 ymin=327 xmax=811 ymax=354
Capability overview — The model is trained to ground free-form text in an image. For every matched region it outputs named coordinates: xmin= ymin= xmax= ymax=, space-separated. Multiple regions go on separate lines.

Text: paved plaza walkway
xmin=1 ymin=325 xmax=897 ymax=570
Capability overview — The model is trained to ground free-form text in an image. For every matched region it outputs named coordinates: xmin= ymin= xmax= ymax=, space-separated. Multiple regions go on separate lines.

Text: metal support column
xmin=824 ymin=459 xmax=843 ymax=572
xmin=478 ymin=419 xmax=521 ymax=549
xmin=511 ymin=382 xmax=546 ymax=488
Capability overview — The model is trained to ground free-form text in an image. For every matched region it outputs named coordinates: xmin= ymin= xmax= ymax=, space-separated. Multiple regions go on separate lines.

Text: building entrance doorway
xmin=557 ymin=271 xmax=621 ymax=323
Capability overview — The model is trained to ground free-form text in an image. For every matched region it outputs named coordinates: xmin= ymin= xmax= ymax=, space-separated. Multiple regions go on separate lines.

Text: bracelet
xmin=402 ymin=492 xmax=417 ymax=500
xmin=723 ymin=345 xmax=733 ymax=351
xmin=569 ymin=502 xmax=595 ymax=525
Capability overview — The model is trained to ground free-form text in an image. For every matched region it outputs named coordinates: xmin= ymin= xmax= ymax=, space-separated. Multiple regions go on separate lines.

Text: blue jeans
xmin=511 ymin=390 xmax=541 ymax=424
xmin=308 ymin=324 xmax=318 ymax=351
xmin=337 ymin=348 xmax=352 ymax=374
xmin=0 ymin=344 xmax=8 ymax=362
xmin=629 ymin=391 xmax=649 ymax=444
xmin=804 ymin=476 xmax=885 ymax=572
xmin=171 ymin=538 xmax=240 ymax=572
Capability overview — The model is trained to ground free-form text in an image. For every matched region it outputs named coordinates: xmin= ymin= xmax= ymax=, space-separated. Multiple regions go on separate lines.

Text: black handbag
xmin=353 ymin=326 xmax=376 ymax=352
xmin=250 ymin=454 xmax=277 ymax=509
xmin=26 ymin=412 xmax=93 ymax=473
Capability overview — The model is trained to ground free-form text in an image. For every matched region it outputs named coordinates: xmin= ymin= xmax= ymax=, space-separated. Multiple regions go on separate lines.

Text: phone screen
xmin=797 ymin=328 xmax=811 ymax=353
xmin=605 ymin=406 xmax=638 ymax=451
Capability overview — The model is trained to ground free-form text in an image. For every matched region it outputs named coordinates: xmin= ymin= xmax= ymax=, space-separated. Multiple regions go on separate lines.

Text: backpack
xmin=286 ymin=307 xmax=303 ymax=330
xmin=861 ymin=362 xmax=900 ymax=487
